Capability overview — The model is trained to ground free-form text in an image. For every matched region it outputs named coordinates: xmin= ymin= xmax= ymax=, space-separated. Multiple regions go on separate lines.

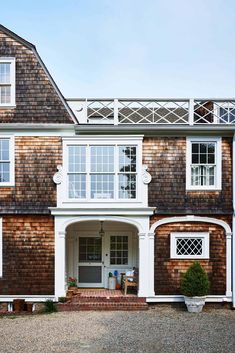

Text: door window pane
xmin=79 ymin=237 xmax=102 ymax=262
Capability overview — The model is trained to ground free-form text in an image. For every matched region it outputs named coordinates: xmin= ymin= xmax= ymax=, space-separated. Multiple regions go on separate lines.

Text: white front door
xmin=77 ymin=235 xmax=104 ymax=287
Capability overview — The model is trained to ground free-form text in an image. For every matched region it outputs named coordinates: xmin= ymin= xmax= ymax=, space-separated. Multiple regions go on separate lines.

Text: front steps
xmin=58 ymin=289 xmax=148 ymax=311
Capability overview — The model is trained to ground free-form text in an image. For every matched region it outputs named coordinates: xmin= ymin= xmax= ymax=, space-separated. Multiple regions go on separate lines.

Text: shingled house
xmin=0 ymin=24 xmax=235 ymax=309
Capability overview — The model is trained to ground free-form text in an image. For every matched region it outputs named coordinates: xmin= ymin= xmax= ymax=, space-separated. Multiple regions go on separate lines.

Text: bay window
xmin=65 ymin=139 xmax=140 ymax=201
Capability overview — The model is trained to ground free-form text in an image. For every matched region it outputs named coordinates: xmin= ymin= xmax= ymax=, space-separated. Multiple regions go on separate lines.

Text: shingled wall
xmin=151 ymin=215 xmax=230 ymax=295
xmin=143 ymin=137 xmax=233 ymax=214
xmin=0 ymin=215 xmax=54 ymax=295
xmin=0 ymin=29 xmax=73 ymax=124
xmin=0 ymin=136 xmax=62 ymax=214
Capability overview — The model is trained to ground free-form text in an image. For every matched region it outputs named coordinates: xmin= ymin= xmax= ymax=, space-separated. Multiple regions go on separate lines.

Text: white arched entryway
xmin=149 ymin=215 xmax=232 ymax=300
xmin=54 ymin=215 xmax=152 ymax=298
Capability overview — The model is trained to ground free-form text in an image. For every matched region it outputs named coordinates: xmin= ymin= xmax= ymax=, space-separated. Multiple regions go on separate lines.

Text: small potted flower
xmin=68 ymin=277 xmax=77 ymax=290
xmin=181 ymin=262 xmax=210 ymax=313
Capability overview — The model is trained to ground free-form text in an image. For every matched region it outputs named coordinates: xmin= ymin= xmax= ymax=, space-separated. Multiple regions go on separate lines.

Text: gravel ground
xmin=0 ymin=306 xmax=234 ymax=353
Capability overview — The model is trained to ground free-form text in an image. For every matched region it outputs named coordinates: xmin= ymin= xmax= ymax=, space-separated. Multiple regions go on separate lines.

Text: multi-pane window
xmin=67 ymin=144 xmax=138 ymax=200
xmin=68 ymin=146 xmax=86 ymax=198
xmin=191 ymin=142 xmax=215 ymax=187
xmin=187 ymin=138 xmax=221 ymax=190
xmin=110 ymin=235 xmax=128 ymax=265
xmin=0 ymin=58 xmax=15 ymax=106
xmin=0 ymin=138 xmax=10 ymax=183
xmin=119 ymin=146 xmax=136 ymax=199
xmin=91 ymin=146 xmax=114 ymax=199
xmin=79 ymin=237 xmax=102 ymax=262
xmin=170 ymin=233 xmax=209 ymax=259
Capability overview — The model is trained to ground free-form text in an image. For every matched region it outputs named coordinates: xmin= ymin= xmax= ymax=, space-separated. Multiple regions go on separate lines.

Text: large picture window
xmin=186 ymin=137 xmax=221 ymax=190
xmin=0 ymin=58 xmax=15 ymax=107
xmin=66 ymin=142 xmax=138 ymax=200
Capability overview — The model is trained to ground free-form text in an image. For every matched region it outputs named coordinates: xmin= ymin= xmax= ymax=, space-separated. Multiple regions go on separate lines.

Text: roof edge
xmin=0 ymin=24 xmax=36 ymax=50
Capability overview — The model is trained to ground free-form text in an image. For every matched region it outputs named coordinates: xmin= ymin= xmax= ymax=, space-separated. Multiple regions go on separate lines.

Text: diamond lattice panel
xmin=176 ymin=238 xmax=203 ymax=256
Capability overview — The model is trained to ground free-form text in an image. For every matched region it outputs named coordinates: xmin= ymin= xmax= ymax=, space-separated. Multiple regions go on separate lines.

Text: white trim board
xmin=146 ymin=295 xmax=232 ymax=303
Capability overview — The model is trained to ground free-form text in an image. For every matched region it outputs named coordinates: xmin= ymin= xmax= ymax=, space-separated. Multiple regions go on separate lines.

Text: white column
xmin=148 ymin=232 xmax=155 ymax=297
xmin=138 ymin=232 xmax=155 ymax=297
xmin=226 ymin=232 xmax=232 ymax=298
xmin=232 ymin=133 xmax=235 ymax=307
xmin=138 ymin=233 xmax=148 ymax=297
xmin=55 ymin=230 xmax=66 ymax=299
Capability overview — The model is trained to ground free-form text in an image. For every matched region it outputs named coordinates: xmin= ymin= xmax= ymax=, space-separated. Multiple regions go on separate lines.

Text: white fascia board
xmin=0 ymin=124 xmax=75 ymax=136
xmin=49 ymin=207 xmax=155 ymax=216
xmin=62 ymin=134 xmax=144 ymax=142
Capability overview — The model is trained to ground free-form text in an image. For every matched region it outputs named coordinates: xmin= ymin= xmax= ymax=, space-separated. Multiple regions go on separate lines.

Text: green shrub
xmin=180 ymin=262 xmax=210 ymax=297
xmin=44 ymin=300 xmax=57 ymax=313
xmin=58 ymin=296 xmax=67 ymax=303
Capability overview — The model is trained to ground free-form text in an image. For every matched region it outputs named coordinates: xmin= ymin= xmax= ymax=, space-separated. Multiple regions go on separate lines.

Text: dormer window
xmin=0 ymin=58 xmax=15 ymax=107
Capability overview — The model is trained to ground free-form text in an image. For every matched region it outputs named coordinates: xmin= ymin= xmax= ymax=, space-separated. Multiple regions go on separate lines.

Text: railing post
xmin=113 ymin=99 xmax=119 ymax=125
xmin=84 ymin=99 xmax=88 ymax=123
xmin=189 ymin=98 xmax=194 ymax=125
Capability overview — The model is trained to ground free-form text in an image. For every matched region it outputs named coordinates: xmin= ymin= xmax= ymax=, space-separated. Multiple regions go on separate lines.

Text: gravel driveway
xmin=0 ymin=306 xmax=234 ymax=353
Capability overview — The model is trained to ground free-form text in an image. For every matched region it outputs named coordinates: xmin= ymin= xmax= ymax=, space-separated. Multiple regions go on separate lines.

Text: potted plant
xmin=180 ymin=262 xmax=210 ymax=313
xmin=68 ymin=277 xmax=77 ymax=289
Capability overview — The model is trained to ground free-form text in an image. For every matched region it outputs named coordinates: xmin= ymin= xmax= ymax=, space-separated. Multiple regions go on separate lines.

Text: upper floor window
xmin=0 ymin=136 xmax=14 ymax=186
xmin=64 ymin=137 xmax=141 ymax=201
xmin=186 ymin=137 xmax=221 ymax=190
xmin=0 ymin=58 xmax=15 ymax=107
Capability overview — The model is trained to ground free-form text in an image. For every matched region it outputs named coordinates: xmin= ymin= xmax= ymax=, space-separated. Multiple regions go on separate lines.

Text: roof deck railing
xmin=67 ymin=98 xmax=235 ymax=125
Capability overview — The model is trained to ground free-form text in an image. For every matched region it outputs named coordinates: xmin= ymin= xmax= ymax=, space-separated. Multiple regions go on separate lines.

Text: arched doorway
xmin=66 ymin=220 xmax=139 ymax=288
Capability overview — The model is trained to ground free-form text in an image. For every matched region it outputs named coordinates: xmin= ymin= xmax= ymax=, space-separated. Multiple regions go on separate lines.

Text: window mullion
xmin=87 ymin=145 xmax=90 ymax=201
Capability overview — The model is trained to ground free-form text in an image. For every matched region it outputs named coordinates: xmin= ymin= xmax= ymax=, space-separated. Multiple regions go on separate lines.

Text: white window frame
xmin=186 ymin=136 xmax=222 ymax=191
xmin=0 ymin=135 xmax=15 ymax=187
xmin=170 ymin=232 xmax=210 ymax=259
xmin=0 ymin=218 xmax=2 ymax=277
xmin=0 ymin=57 xmax=16 ymax=107
xmin=63 ymin=136 xmax=143 ymax=203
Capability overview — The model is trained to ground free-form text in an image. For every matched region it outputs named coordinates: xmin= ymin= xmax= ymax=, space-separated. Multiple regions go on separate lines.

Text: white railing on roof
xmin=67 ymin=98 xmax=235 ymax=125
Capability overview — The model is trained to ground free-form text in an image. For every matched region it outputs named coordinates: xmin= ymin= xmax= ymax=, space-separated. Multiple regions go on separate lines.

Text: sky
xmin=1 ymin=0 xmax=235 ymax=98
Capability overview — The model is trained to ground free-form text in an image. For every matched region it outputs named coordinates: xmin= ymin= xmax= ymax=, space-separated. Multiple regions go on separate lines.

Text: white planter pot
xmin=184 ymin=296 xmax=206 ymax=313
xmin=108 ymin=277 xmax=116 ymax=290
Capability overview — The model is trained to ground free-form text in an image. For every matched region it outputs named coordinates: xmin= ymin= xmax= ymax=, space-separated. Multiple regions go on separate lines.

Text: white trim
xmin=50 ymin=208 xmax=155 ymax=217
xmin=0 ymin=295 xmax=55 ymax=302
xmin=146 ymin=295 xmax=232 ymax=303
xmin=0 ymin=218 xmax=2 ymax=277
xmin=0 ymin=57 xmax=15 ymax=107
xmin=0 ymin=135 xmax=15 ymax=187
xmin=186 ymin=136 xmax=222 ymax=191
xmin=150 ymin=215 xmax=231 ymax=234
xmin=232 ymin=133 xmax=235 ymax=308
xmin=170 ymin=232 xmax=209 ymax=259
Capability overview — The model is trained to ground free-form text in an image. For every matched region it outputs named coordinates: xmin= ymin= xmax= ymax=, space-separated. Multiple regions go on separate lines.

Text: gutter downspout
xmin=233 ymin=133 xmax=235 ymax=308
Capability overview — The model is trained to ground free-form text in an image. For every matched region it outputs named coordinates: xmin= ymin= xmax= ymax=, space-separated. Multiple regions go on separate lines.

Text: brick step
xmin=70 ymin=296 xmax=146 ymax=304
xmin=58 ymin=302 xmax=148 ymax=311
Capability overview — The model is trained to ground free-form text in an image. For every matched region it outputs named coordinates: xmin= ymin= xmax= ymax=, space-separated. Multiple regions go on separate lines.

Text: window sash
xmin=0 ymin=59 xmax=15 ymax=106
xmin=67 ymin=144 xmax=138 ymax=200
xmin=110 ymin=235 xmax=129 ymax=265
xmin=190 ymin=141 xmax=217 ymax=188
xmin=0 ymin=138 xmax=12 ymax=185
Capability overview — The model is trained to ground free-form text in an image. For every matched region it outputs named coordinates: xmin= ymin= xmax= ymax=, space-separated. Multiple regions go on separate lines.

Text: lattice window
xmin=170 ymin=232 xmax=209 ymax=259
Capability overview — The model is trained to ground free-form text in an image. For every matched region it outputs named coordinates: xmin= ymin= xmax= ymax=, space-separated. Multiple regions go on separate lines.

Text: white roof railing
xmin=67 ymin=98 xmax=235 ymax=125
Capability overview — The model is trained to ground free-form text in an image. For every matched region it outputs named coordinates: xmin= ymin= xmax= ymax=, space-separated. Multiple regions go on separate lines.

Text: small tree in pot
xmin=181 ymin=262 xmax=210 ymax=313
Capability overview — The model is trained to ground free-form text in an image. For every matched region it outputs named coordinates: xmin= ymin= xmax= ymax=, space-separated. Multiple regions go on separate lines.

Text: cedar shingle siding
xmin=0 ymin=137 xmax=61 ymax=214
xmin=143 ymin=137 xmax=233 ymax=214
xmin=0 ymin=29 xmax=73 ymax=124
